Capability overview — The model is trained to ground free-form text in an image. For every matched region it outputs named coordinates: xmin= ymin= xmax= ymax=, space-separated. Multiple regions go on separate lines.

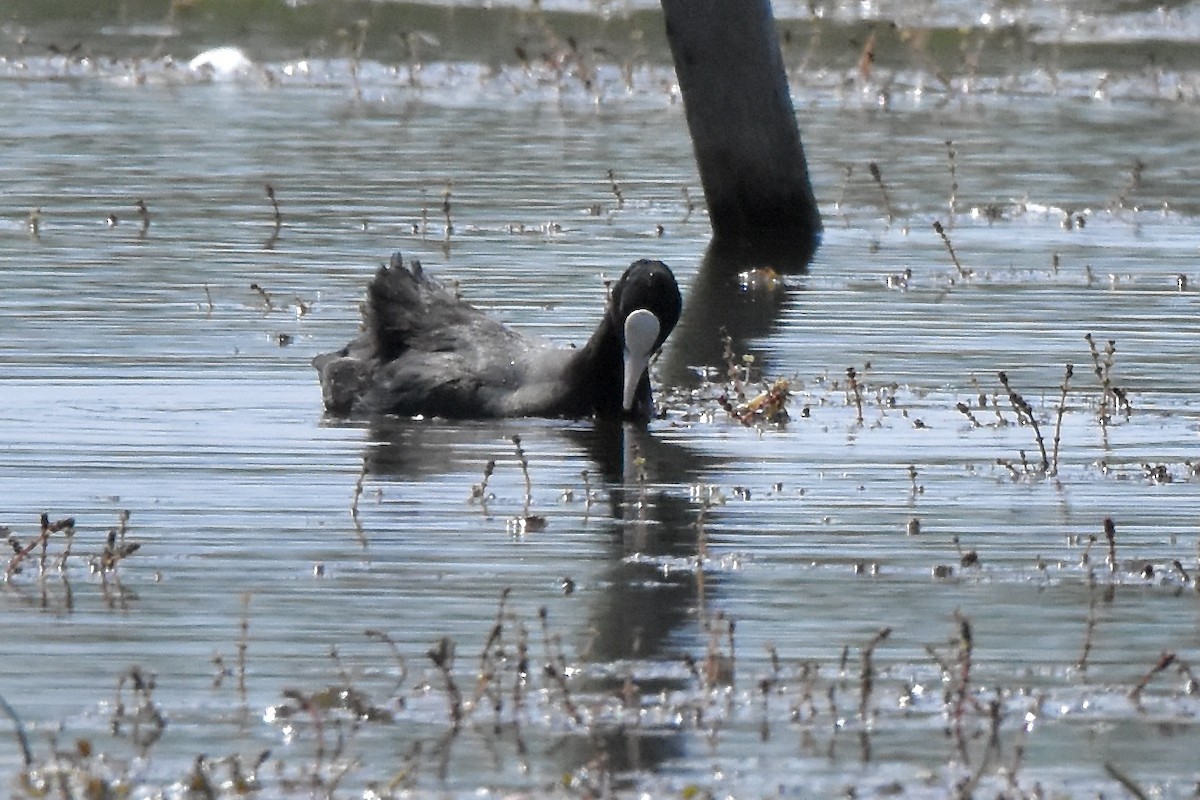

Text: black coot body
xmin=313 ymin=255 xmax=681 ymax=422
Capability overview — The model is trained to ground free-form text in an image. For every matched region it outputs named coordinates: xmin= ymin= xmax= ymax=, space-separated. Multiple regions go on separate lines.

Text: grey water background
xmin=3 ymin=0 xmax=1200 ymax=796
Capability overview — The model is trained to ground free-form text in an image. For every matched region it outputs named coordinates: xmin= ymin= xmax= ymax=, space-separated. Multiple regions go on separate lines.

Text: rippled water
xmin=2 ymin=1 xmax=1200 ymax=797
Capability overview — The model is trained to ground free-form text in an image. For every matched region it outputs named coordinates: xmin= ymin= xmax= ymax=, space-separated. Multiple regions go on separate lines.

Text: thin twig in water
xmin=858 ymin=627 xmax=891 ymax=723
xmin=441 ymin=181 xmax=453 ymax=236
xmin=135 ymin=199 xmax=151 ymax=237
xmin=945 ymin=139 xmax=958 ymax=223
xmin=237 ymin=593 xmax=251 ymax=706
xmin=351 ymin=457 xmax=368 ymax=548
xmin=955 ymin=402 xmax=982 ymax=427
xmin=1085 ymin=334 xmax=1130 ymax=425
xmin=1077 ymin=574 xmax=1099 ymax=671
xmin=513 ymin=436 xmax=532 ymax=513
xmin=933 ymin=220 xmax=972 ymax=278
xmin=470 ymin=459 xmax=496 ymax=515
xmin=835 ymin=165 xmax=853 ymax=222
xmin=427 ymin=637 xmax=463 ymax=729
xmin=1051 ymin=364 xmax=1073 ymax=475
xmin=249 ymin=283 xmax=273 ymax=311
xmin=998 ymin=371 xmax=1049 ymax=472
xmin=868 ymin=162 xmax=894 ymax=225
xmin=265 ymin=184 xmax=282 ymax=227
xmin=608 ymin=169 xmax=624 ymax=208
xmin=538 ymin=607 xmax=584 ymax=724
xmin=0 ymin=693 xmax=32 ymax=766
xmin=365 ymin=629 xmax=409 ymax=696
xmin=1130 ymin=651 xmax=1176 ymax=705
xmin=680 ymin=186 xmax=695 ymax=222
xmin=846 ymin=366 xmax=865 ymax=425
xmin=1104 ymin=761 xmax=1151 ymax=800
xmin=1104 ymin=517 xmax=1118 ymax=574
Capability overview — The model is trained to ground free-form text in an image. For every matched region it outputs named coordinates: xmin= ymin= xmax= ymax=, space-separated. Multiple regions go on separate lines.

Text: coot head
xmin=597 ymin=259 xmax=682 ymax=420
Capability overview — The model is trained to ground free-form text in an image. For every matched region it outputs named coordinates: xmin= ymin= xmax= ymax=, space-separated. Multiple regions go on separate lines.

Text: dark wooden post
xmin=661 ymin=0 xmax=821 ymax=266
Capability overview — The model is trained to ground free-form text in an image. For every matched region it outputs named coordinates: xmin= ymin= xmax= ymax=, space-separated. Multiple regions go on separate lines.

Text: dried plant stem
xmin=1129 ymin=651 xmax=1175 ymax=703
xmin=835 ymin=164 xmax=853 ymax=221
xmin=995 ymin=458 xmax=1020 ymax=479
xmin=998 ymin=371 xmax=1049 ymax=472
xmin=932 ymin=219 xmax=971 ymax=278
xmin=538 ymin=607 xmax=583 ymax=724
xmin=680 ymin=186 xmax=695 ymax=222
xmin=989 ymin=392 xmax=1007 ymax=425
xmin=249 ymin=283 xmax=273 ymax=311
xmin=868 ymin=162 xmax=894 ymax=224
xmin=471 ymin=460 xmax=496 ymax=519
xmin=858 ymin=627 xmax=891 ymax=723
xmin=135 ymin=198 xmax=151 ymax=236
xmin=6 ymin=528 xmax=46 ymax=580
xmin=427 ymin=637 xmax=463 ymax=729
xmin=1104 ymin=761 xmax=1151 ymax=800
xmin=580 ymin=469 xmax=593 ymax=513
xmin=441 ymin=181 xmax=453 ymax=236
xmin=1077 ymin=576 xmax=1098 ymax=671
xmin=364 ymin=629 xmax=409 ymax=695
xmin=513 ymin=436 xmax=533 ymax=517
xmin=512 ymin=621 xmax=529 ymax=715
xmin=1084 ymin=334 xmax=1130 ymax=424
xmin=721 ymin=330 xmax=745 ymax=400
xmin=608 ymin=169 xmax=624 ymax=208
xmin=951 ymin=612 xmax=975 ymax=760
xmin=1103 ymin=517 xmax=1118 ymax=574
xmin=56 ymin=520 xmax=76 ymax=572
xmin=955 ymin=402 xmax=982 ymax=427
xmin=1085 ymin=333 xmax=1110 ymax=425
xmin=265 ymin=184 xmax=282 ymax=227
xmin=475 ymin=592 xmax=507 ymax=720
xmin=237 ymin=593 xmax=251 ymax=705
xmin=0 ymin=693 xmax=32 ymax=766
xmin=351 ymin=458 xmax=368 ymax=547
xmin=1050 ymin=364 xmax=1073 ymax=475
xmin=846 ymin=366 xmax=865 ymax=425
xmin=945 ymin=139 xmax=958 ymax=222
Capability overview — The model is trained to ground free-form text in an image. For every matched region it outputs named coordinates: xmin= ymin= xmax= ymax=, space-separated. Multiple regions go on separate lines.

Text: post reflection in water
xmin=662 ymin=238 xmax=814 ymax=388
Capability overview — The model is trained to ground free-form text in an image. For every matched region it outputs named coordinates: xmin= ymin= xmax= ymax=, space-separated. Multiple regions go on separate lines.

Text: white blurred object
xmin=188 ymin=47 xmax=254 ymax=79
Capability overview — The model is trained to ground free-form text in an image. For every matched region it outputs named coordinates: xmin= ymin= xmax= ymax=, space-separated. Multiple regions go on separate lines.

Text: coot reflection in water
xmin=355 ymin=416 xmax=720 ymax=782
xmin=313 ymin=254 xmax=682 ymax=423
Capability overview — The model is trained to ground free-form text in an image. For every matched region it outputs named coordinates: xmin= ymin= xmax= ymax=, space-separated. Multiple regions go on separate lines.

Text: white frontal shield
xmin=622 ymin=309 xmax=661 ymax=413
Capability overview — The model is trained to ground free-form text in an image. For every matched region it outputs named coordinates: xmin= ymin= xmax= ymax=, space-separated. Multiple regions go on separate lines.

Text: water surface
xmin=2 ymin=1 xmax=1200 ymax=797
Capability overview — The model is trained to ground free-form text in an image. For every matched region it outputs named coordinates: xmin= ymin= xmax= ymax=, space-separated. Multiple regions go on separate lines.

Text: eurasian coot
xmin=313 ymin=254 xmax=681 ymax=422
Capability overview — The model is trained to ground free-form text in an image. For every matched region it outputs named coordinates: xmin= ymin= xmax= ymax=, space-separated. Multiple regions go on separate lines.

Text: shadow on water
xmin=358 ymin=415 xmax=723 ymax=777
xmin=662 ymin=236 xmax=815 ymax=387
